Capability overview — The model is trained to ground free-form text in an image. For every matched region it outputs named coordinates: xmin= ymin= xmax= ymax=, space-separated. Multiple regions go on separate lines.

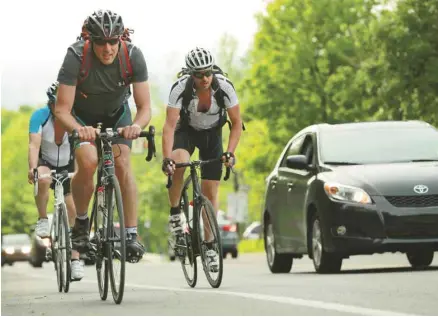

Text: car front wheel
xmin=407 ymin=249 xmax=434 ymax=268
xmin=264 ymin=217 xmax=292 ymax=273
xmin=311 ymin=213 xmax=342 ymax=274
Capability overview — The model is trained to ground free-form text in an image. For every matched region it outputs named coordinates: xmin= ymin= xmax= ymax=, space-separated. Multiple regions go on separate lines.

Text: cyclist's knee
xmin=114 ymin=144 xmax=131 ymax=170
xmin=75 ymin=146 xmax=98 ymax=174
xmin=171 ymin=149 xmax=190 ymax=163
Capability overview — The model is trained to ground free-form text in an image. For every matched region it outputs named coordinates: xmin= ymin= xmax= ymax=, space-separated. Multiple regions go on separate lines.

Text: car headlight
xmin=21 ymin=246 xmax=31 ymax=254
xmin=324 ymin=182 xmax=372 ymax=204
xmin=5 ymin=247 xmax=15 ymax=255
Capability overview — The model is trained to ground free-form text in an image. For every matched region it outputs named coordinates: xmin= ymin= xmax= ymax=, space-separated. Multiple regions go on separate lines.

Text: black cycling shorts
xmin=173 ymin=126 xmax=223 ymax=181
xmin=38 ymin=158 xmax=74 ymax=195
xmin=72 ymin=103 xmax=133 ymax=148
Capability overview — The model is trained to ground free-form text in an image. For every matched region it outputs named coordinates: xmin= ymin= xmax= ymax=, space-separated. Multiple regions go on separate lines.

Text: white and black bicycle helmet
xmin=86 ymin=9 xmax=124 ymax=39
xmin=185 ymin=47 xmax=214 ymax=72
xmin=46 ymin=81 xmax=59 ymax=105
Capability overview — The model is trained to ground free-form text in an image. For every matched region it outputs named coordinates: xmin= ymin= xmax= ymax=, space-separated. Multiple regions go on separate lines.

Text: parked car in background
xmin=243 ymin=221 xmax=262 ymax=240
xmin=1 ymin=233 xmax=32 ymax=266
xmin=263 ymin=120 xmax=438 ymax=274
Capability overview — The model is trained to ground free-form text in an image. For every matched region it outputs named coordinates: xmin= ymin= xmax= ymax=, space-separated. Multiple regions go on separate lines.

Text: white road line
xmin=20 ymin=272 xmax=413 ymax=316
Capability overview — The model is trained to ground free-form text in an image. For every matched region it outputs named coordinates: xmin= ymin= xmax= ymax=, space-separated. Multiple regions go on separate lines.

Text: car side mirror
xmin=286 ymin=155 xmax=309 ymax=170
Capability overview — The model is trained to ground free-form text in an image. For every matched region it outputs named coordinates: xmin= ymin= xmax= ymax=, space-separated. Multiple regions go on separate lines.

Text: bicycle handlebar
xmin=33 ymin=169 xmax=74 ymax=197
xmin=166 ymin=158 xmax=232 ymax=189
xmin=71 ymin=125 xmax=156 ymax=162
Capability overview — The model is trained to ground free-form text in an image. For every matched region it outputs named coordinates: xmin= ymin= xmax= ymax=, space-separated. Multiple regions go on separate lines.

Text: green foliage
xmin=3 ymin=1 xmax=438 ymax=251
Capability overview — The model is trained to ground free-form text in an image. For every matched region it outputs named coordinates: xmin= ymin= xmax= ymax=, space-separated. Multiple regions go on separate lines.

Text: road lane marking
xmin=18 ymin=272 xmax=413 ymax=316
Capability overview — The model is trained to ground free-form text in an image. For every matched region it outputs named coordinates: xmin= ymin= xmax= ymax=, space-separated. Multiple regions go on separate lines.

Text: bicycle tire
xmin=60 ymin=203 xmax=71 ymax=293
xmin=107 ymin=176 xmax=126 ymax=305
xmin=180 ymin=188 xmax=197 ymax=288
xmin=54 ymin=210 xmax=63 ymax=293
xmin=197 ymin=195 xmax=223 ymax=288
xmin=92 ymin=196 xmax=109 ymax=301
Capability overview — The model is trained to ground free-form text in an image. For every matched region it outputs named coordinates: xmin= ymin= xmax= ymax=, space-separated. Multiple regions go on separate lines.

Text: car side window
xmin=300 ymin=136 xmax=315 ymax=165
xmin=280 ymin=135 xmax=306 ymax=167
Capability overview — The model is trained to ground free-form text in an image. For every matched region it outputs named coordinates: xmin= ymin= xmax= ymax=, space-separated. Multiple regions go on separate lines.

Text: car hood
xmin=321 ymin=162 xmax=438 ymax=196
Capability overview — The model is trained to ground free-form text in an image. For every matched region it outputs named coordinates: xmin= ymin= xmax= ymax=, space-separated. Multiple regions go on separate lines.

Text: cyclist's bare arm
xmin=162 ymin=107 xmax=180 ymax=159
xmin=226 ymin=104 xmax=243 ymax=154
xmin=54 ymin=84 xmax=81 ymax=133
xmin=55 ymin=83 xmax=95 ymax=141
xmin=28 ymin=133 xmax=41 ymax=183
xmin=132 ymin=81 xmax=152 ymax=129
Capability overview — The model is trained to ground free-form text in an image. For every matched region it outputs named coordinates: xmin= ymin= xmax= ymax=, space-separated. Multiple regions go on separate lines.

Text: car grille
xmin=385 ymin=194 xmax=438 ymax=208
xmin=384 ymin=214 xmax=438 ymax=239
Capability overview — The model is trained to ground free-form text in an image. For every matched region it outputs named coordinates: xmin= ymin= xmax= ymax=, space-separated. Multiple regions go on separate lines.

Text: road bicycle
xmin=33 ymin=168 xmax=74 ymax=293
xmin=71 ymin=124 xmax=156 ymax=304
xmin=166 ymin=156 xmax=232 ymax=288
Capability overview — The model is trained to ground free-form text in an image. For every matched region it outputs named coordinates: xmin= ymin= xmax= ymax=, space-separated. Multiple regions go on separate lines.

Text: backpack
xmin=176 ymin=65 xmax=245 ymax=132
xmin=76 ymin=25 xmax=134 ymax=87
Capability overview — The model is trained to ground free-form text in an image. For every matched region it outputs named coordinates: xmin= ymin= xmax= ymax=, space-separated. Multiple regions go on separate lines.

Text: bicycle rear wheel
xmin=106 ymin=176 xmax=126 ymax=305
xmin=197 ymin=195 xmax=223 ymax=288
xmin=179 ymin=188 xmax=197 ymax=288
xmin=60 ymin=203 xmax=71 ymax=293
xmin=92 ymin=194 xmax=109 ymax=301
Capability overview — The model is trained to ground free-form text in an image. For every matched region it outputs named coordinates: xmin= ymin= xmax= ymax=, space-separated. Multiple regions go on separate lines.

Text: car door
xmin=285 ymin=134 xmax=317 ymax=252
xmin=277 ymin=134 xmax=306 ymax=250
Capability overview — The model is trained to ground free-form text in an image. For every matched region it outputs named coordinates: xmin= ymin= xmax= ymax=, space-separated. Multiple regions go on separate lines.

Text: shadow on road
xmin=294 ymin=265 xmax=438 ymax=275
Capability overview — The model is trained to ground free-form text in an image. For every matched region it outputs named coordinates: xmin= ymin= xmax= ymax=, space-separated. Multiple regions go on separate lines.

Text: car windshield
xmin=2 ymin=234 xmax=31 ymax=246
xmin=320 ymin=125 xmax=438 ymax=164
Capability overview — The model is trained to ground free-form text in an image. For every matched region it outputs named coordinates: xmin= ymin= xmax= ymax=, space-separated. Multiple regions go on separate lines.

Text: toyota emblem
xmin=413 ymin=185 xmax=429 ymax=194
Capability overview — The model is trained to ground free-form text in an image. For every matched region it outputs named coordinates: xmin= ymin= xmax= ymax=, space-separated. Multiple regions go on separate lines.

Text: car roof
xmin=318 ymin=120 xmax=433 ymax=132
xmin=293 ymin=120 xmax=434 ymax=136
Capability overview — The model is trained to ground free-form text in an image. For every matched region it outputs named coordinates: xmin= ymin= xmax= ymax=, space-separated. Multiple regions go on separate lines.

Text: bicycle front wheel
xmin=179 ymin=189 xmax=197 ymax=288
xmin=197 ymin=195 xmax=223 ymax=288
xmin=56 ymin=204 xmax=71 ymax=293
xmin=106 ymin=176 xmax=126 ymax=305
xmin=92 ymin=196 xmax=109 ymax=301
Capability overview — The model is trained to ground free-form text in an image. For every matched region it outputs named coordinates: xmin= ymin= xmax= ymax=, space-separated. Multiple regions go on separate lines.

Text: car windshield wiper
xmin=323 ymin=161 xmax=361 ymax=165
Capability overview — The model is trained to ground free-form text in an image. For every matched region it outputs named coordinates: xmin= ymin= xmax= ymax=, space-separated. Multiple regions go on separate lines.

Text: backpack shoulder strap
xmin=77 ymin=40 xmax=92 ymax=86
xmin=118 ymin=40 xmax=133 ymax=85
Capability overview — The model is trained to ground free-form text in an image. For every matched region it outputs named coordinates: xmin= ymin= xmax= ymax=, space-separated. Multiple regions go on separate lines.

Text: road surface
xmin=2 ymin=252 xmax=438 ymax=315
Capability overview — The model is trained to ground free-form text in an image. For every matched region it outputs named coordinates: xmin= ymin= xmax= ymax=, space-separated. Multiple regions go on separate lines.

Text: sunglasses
xmin=93 ymin=37 xmax=119 ymax=46
xmin=192 ymin=70 xmax=213 ymax=79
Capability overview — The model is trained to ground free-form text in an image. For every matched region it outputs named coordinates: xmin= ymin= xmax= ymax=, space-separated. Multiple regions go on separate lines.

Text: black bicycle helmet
xmin=46 ymin=81 xmax=59 ymax=105
xmin=85 ymin=9 xmax=124 ymax=39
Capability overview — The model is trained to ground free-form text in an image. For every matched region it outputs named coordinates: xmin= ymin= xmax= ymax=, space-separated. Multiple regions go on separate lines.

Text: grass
xmin=238 ymin=238 xmax=264 ymax=253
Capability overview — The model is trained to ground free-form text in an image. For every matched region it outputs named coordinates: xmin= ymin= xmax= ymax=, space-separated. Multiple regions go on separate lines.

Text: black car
xmin=263 ymin=120 xmax=438 ymax=274
xmin=2 ymin=233 xmax=32 ymax=266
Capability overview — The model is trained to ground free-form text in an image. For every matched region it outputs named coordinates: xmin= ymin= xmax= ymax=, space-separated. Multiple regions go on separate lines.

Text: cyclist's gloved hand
xmin=162 ymin=158 xmax=176 ymax=176
xmin=118 ymin=124 xmax=141 ymax=140
xmin=221 ymin=152 xmax=236 ymax=168
xmin=28 ymin=168 xmax=35 ymax=184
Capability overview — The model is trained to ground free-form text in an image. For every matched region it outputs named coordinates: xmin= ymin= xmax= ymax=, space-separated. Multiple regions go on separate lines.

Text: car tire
xmin=310 ymin=213 xmax=342 ymax=274
xmin=231 ymin=249 xmax=238 ymax=259
xmin=8 ymin=262 xmax=13 ymax=266
xmin=264 ymin=217 xmax=293 ymax=273
xmin=32 ymin=262 xmax=43 ymax=268
xmin=406 ymin=249 xmax=434 ymax=268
